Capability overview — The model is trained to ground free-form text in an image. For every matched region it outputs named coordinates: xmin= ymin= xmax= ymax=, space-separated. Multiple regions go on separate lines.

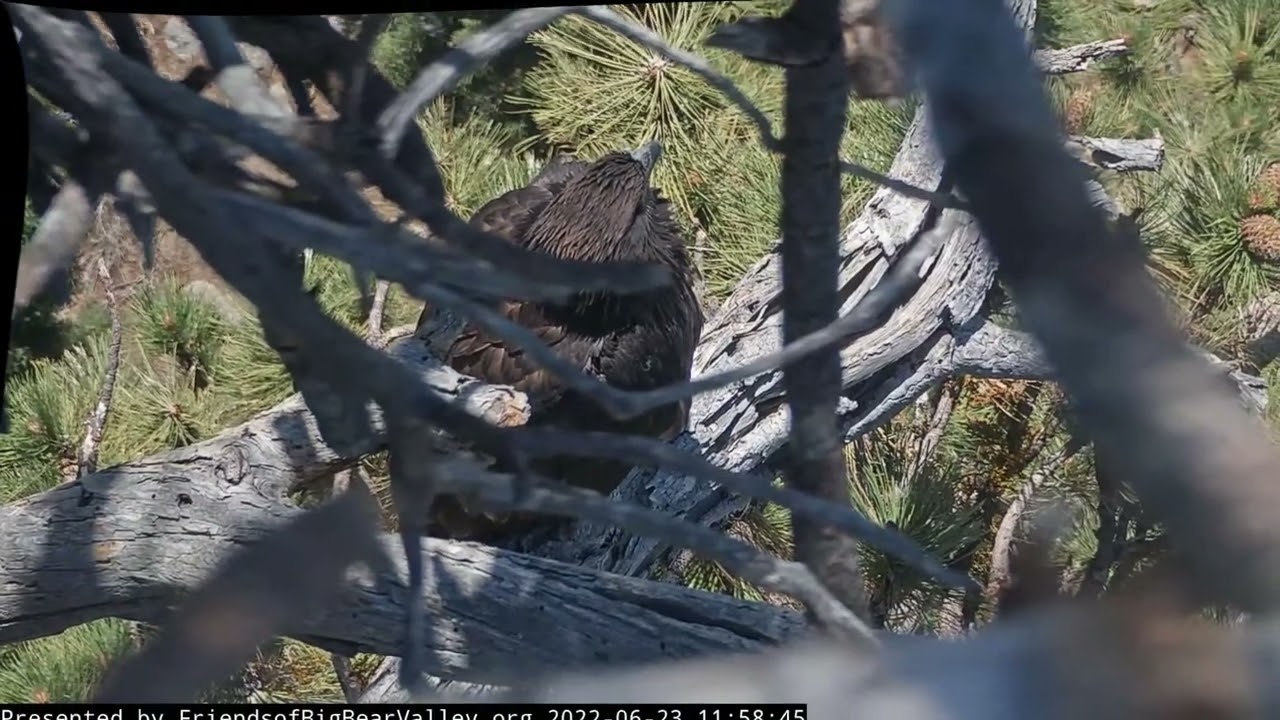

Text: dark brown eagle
xmin=419 ymin=140 xmax=704 ymax=542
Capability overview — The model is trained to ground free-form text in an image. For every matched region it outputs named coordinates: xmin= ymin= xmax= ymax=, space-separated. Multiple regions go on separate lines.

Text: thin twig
xmin=75 ymin=256 xmax=124 ymax=479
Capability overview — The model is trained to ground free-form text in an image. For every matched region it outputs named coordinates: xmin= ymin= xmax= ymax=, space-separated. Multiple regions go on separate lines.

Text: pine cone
xmin=1063 ymin=86 xmax=1095 ymax=134
xmin=1247 ymin=163 xmax=1280 ymax=213
xmin=1240 ymin=214 xmax=1280 ymax=263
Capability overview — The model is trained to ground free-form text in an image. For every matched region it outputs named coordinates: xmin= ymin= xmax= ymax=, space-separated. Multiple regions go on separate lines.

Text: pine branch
xmin=904 ymin=380 xmax=960 ymax=482
xmin=1033 ymin=37 xmax=1130 ymax=73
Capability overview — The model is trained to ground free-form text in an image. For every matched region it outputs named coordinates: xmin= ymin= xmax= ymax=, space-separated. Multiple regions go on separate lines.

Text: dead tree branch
xmin=74 ymin=256 xmax=124 ymax=479
xmin=773 ymin=0 xmax=872 ymax=631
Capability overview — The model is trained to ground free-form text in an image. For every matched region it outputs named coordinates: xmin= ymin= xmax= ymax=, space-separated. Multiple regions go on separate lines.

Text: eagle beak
xmin=629 ymin=140 xmax=663 ymax=174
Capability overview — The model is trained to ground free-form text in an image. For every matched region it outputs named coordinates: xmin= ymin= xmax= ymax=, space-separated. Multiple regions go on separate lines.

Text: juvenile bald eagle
xmin=420 ymin=141 xmax=703 ymax=541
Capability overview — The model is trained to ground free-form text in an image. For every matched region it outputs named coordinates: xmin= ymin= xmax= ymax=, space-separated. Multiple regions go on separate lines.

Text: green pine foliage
xmin=370 ymin=12 xmax=543 ymax=137
xmin=0 ymin=334 xmax=110 ymax=499
xmin=512 ymin=2 xmax=907 ymax=295
xmin=420 ymin=98 xmax=549 ymax=218
xmin=130 ymin=279 xmax=225 ymax=385
xmin=515 ymin=3 xmax=741 ymax=225
xmin=844 ymin=429 xmax=985 ymax=631
xmin=0 ymin=619 xmax=135 ymax=703
xmin=1172 ymin=147 xmax=1276 ymax=304
xmin=1021 ymin=0 xmax=1280 ymax=613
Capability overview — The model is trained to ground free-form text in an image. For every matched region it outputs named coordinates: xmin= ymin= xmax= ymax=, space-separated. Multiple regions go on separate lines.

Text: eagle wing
xmin=435 ymin=153 xmax=602 ymax=407
xmin=469 ymin=152 xmax=589 ymax=243
xmin=415 ymin=155 xmax=591 ymax=334
xmin=444 ymin=301 xmax=603 ymax=411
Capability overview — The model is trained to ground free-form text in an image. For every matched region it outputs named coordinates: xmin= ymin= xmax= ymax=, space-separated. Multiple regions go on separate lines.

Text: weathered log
xmin=1033 ymin=37 xmax=1130 ymax=73
xmin=0 ymin=332 xmax=813 ymax=684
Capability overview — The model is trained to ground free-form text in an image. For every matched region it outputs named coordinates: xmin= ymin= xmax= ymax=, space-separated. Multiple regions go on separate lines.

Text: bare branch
xmin=366 ymin=279 xmax=391 ymax=339
xmin=13 ymin=176 xmax=100 ymax=317
xmin=904 ymin=380 xmax=958 ymax=481
xmin=986 ymin=442 xmax=1082 ymax=611
xmin=184 ymin=15 xmax=290 ymax=121
xmin=75 ymin=256 xmax=124 ymax=479
xmin=95 ymin=13 xmax=151 ymax=70
xmin=1065 ymin=136 xmax=1165 ymax=172
xmin=332 ymin=653 xmax=360 ymax=703
xmin=1033 ymin=37 xmax=1130 ymax=74
xmin=772 ymin=0 xmax=871 ymax=627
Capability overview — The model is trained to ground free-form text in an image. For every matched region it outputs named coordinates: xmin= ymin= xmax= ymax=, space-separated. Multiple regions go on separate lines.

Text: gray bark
xmin=521 ymin=125 xmax=1172 ymax=585
xmin=0 ymin=331 xmax=811 ymax=685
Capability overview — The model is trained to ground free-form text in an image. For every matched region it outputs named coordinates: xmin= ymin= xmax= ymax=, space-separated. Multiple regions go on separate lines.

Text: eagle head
xmin=523 ymin=140 xmax=677 ymax=266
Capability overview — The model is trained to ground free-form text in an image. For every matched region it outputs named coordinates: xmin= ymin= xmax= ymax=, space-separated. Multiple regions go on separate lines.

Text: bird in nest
xmin=416 ymin=139 xmax=705 ymax=544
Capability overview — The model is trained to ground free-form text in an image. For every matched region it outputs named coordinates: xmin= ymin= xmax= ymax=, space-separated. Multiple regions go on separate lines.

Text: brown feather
xmin=418 ymin=147 xmax=703 ymax=543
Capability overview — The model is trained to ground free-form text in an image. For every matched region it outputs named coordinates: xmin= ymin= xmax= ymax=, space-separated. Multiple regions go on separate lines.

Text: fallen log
xmin=0 ymin=330 xmax=813 ymax=685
